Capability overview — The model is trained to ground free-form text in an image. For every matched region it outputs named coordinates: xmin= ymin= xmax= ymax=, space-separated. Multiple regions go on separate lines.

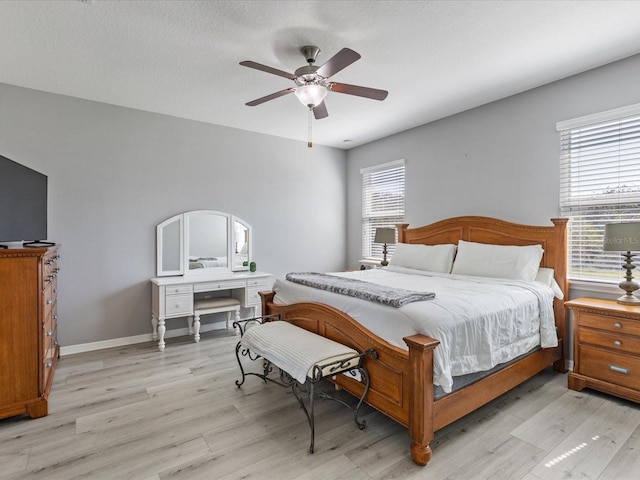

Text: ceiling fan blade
xmin=315 ymin=48 xmax=361 ymax=78
xmin=239 ymin=61 xmax=297 ymax=80
xmin=313 ymin=101 xmax=328 ymax=119
xmin=245 ymin=88 xmax=295 ymax=106
xmin=329 ymin=82 xmax=388 ymax=101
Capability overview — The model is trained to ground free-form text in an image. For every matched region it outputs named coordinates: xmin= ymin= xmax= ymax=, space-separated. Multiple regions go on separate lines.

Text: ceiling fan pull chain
xmin=308 ymin=107 xmax=313 ymax=148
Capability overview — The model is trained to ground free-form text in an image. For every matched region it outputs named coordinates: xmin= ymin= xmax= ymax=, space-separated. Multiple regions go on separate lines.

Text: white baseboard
xmin=59 ymin=322 xmax=229 ymax=356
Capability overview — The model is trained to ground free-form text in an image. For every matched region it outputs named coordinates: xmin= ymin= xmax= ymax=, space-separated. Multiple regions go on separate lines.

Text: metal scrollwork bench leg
xmin=233 ymin=316 xmax=378 ymax=453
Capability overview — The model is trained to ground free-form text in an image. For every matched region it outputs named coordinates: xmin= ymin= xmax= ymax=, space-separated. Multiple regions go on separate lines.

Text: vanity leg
xmin=151 ymin=314 xmax=158 ymax=341
xmin=194 ymin=313 xmax=201 ymax=343
xmin=225 ymin=311 xmax=231 ymax=330
xmin=187 ymin=316 xmax=194 ymax=335
xmin=233 ymin=309 xmax=240 ymax=329
xmin=158 ymin=318 xmax=166 ymax=352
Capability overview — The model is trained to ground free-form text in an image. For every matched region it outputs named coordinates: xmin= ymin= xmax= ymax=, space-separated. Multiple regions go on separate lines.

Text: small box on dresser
xmin=566 ymin=297 xmax=640 ymax=403
xmin=0 ymin=245 xmax=60 ymax=419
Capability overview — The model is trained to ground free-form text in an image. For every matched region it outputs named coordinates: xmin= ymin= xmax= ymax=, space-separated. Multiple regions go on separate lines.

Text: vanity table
xmin=151 ymin=210 xmax=271 ymax=351
xmin=151 ymin=271 xmax=271 ymax=351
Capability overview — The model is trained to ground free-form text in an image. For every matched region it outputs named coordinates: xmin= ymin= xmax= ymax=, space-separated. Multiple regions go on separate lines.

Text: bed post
xmin=404 ymin=334 xmax=439 ymax=466
xmin=396 ymin=223 xmax=409 ymax=243
xmin=260 ymin=291 xmax=276 ymax=318
xmin=551 ymin=217 xmax=568 ymax=373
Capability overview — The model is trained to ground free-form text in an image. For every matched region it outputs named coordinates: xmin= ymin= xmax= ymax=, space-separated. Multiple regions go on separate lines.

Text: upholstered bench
xmin=188 ymin=297 xmax=240 ymax=342
xmin=234 ymin=317 xmax=376 ymax=453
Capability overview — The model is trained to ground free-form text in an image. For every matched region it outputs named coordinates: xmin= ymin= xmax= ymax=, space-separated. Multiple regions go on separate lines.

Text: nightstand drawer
xmin=580 ymin=312 xmax=640 ymax=336
xmin=579 ymin=345 xmax=639 ymax=391
xmin=579 ymin=328 xmax=640 ymax=355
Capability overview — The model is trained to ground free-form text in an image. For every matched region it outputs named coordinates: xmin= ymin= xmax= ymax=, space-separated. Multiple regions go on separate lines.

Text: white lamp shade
xmin=603 ymin=222 xmax=640 ymax=252
xmin=294 ymin=84 xmax=327 ymax=107
xmin=374 ymin=227 xmax=396 ymax=244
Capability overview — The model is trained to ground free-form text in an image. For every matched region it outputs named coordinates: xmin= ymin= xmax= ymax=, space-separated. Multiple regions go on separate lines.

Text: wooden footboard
xmin=261 ymin=292 xmax=563 ymax=466
xmin=259 ymin=291 xmax=439 ymax=465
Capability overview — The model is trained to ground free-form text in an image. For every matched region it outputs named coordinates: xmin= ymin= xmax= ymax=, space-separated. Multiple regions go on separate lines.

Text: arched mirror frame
xmin=156 ymin=210 xmax=252 ymax=277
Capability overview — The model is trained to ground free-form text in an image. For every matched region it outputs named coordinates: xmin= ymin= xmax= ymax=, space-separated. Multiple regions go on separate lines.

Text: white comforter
xmin=274 ymin=265 xmax=558 ymax=393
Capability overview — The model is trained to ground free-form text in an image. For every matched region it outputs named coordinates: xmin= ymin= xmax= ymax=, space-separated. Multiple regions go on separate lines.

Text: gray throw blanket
xmin=285 ymin=272 xmax=435 ymax=308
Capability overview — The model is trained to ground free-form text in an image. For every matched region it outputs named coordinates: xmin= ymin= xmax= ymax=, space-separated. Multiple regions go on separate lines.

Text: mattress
xmin=274 ymin=265 xmax=557 ymax=393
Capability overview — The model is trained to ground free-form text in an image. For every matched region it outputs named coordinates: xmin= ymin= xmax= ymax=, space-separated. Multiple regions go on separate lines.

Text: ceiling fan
xmin=240 ymin=46 xmax=388 ymax=120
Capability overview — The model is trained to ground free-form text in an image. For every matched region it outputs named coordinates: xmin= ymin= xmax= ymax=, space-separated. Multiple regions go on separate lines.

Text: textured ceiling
xmin=2 ymin=0 xmax=640 ymax=149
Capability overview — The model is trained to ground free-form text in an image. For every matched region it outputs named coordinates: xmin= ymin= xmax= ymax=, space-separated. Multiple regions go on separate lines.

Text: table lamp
xmin=374 ymin=227 xmax=396 ymax=266
xmin=603 ymin=222 xmax=640 ymax=305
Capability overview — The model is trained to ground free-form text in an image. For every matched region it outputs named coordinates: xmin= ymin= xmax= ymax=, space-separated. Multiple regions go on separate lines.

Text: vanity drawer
xmin=579 ymin=345 xmax=639 ymax=391
xmin=579 ymin=328 xmax=640 ymax=355
xmin=247 ymin=286 xmax=267 ymax=306
xmin=194 ymin=280 xmax=245 ymax=292
xmin=579 ymin=312 xmax=640 ymax=337
xmin=165 ymin=294 xmax=193 ymax=317
xmin=247 ymin=278 xmax=268 ymax=289
xmin=165 ymin=285 xmax=193 ymax=296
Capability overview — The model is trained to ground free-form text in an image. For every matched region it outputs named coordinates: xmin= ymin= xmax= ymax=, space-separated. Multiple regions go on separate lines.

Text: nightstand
xmin=566 ymin=297 xmax=640 ymax=403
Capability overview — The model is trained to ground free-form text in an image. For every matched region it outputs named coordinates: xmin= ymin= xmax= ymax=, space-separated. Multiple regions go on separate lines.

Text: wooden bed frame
xmin=260 ymin=216 xmax=568 ymax=466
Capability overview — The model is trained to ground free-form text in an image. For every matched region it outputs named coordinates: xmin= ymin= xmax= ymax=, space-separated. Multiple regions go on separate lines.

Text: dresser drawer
xmin=43 ymin=283 xmax=55 ymax=323
xmin=579 ymin=327 xmax=640 ymax=355
xmin=194 ymin=280 xmax=246 ymax=292
xmin=165 ymin=294 xmax=193 ymax=317
xmin=579 ymin=312 xmax=640 ymax=336
xmin=578 ymin=345 xmax=640 ymax=391
xmin=43 ymin=345 xmax=56 ymax=392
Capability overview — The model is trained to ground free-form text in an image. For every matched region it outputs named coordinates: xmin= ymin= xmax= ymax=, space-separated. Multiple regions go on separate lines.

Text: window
xmin=361 ymin=159 xmax=405 ymax=260
xmin=558 ymin=104 xmax=640 ymax=283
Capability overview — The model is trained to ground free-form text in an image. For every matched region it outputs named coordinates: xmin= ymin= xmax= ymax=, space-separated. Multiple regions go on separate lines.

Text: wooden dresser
xmin=0 ymin=245 xmax=60 ymax=419
xmin=566 ymin=297 xmax=640 ymax=403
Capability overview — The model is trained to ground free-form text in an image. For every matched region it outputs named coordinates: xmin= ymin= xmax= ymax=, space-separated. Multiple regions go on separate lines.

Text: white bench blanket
xmin=240 ymin=321 xmax=357 ymax=384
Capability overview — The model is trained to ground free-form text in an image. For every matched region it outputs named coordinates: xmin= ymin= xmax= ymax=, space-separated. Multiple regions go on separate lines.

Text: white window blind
xmin=361 ymin=159 xmax=405 ymax=260
xmin=558 ymin=105 xmax=640 ymax=282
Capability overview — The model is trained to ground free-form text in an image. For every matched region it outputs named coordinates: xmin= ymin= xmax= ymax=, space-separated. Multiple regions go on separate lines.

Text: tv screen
xmin=0 ymin=155 xmax=48 ymax=243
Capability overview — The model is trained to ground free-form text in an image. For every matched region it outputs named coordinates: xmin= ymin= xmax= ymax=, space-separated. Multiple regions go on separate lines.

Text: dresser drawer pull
xmin=613 ymin=322 xmax=622 ymax=329
xmin=608 ymin=364 xmax=630 ymax=375
xmin=614 ymin=340 xmax=622 ymax=347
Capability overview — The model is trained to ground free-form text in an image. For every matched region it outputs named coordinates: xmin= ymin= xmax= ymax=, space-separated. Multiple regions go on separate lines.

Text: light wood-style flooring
xmin=1 ymin=328 xmax=639 ymax=479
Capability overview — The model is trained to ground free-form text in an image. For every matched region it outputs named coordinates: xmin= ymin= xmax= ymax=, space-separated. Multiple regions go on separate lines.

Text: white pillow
xmin=534 ymin=267 xmax=564 ymax=299
xmin=451 ymin=240 xmax=543 ymax=281
xmin=389 ymin=243 xmax=457 ymax=273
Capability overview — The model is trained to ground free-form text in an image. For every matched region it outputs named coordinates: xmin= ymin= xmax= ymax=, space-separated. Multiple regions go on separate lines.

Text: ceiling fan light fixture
xmin=294 ymin=84 xmax=327 ymax=108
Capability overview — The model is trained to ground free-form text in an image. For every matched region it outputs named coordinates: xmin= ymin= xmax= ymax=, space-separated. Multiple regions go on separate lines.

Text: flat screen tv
xmin=0 ymin=154 xmax=48 ymax=246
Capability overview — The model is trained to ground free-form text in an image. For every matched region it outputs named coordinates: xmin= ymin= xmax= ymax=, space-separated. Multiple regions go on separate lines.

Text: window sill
xmin=568 ymin=279 xmax=623 ymax=296
xmin=359 ymin=258 xmax=382 ymax=269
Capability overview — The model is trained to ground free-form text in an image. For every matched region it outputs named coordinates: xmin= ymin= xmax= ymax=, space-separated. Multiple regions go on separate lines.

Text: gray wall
xmin=0 ymin=83 xmax=347 ymax=346
xmin=346 ymin=53 xmax=640 ymax=271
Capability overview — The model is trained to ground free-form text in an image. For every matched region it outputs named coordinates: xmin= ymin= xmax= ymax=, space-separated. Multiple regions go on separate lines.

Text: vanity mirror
xmin=156 ymin=210 xmax=251 ymax=276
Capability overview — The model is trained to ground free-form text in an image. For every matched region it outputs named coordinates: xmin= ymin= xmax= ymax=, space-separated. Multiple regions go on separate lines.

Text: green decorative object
xmin=250 ymin=261 xmax=256 ymax=272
